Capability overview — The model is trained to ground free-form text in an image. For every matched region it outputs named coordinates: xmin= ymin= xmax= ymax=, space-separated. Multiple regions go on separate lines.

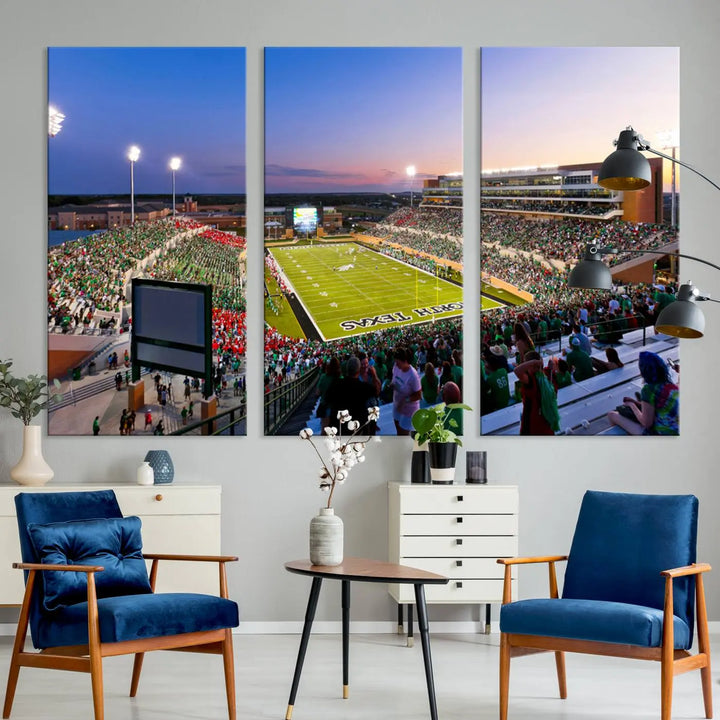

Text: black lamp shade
xmin=655 ymin=289 xmax=706 ymax=339
xmin=598 ymin=129 xmax=652 ymax=191
xmin=567 ymin=255 xmax=613 ymax=290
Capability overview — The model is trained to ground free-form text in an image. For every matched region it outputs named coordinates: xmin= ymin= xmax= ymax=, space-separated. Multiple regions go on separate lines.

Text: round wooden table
xmin=284 ymin=557 xmax=448 ymax=720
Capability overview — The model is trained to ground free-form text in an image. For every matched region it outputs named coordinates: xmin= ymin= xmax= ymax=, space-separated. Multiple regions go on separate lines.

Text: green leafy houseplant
xmin=411 ymin=402 xmax=472 ymax=446
xmin=0 ymin=359 xmax=49 ymax=425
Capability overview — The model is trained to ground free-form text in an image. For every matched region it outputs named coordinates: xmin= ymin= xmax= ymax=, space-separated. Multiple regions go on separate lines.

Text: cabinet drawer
xmin=401 ymin=535 xmax=517 ymax=558
xmin=399 ymin=557 xmax=514 ymax=580
xmin=115 ymin=486 xmax=221 ymax=517
xmin=398 ymin=486 xmax=517 ymax=515
xmin=401 ymin=514 xmax=517 ymax=536
xmin=390 ymin=578 xmax=514 ymax=604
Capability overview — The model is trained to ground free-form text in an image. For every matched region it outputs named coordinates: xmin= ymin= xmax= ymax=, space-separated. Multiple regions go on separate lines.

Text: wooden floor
xmin=0 ymin=632 xmax=716 ymax=719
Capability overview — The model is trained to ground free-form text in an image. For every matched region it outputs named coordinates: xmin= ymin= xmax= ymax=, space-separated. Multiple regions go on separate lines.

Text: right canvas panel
xmin=480 ymin=47 xmax=681 ymax=436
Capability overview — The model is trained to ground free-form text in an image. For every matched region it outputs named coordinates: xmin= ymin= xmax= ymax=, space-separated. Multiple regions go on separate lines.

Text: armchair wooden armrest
xmin=661 ymin=562 xmax=711 ymax=578
xmin=497 ymin=556 xmax=568 ymax=604
xmin=142 ymin=553 xmax=238 ymax=563
xmin=497 ymin=555 xmax=568 ymax=566
xmin=661 ymin=562 xmax=712 ymax=683
xmin=143 ymin=554 xmax=238 ymax=598
xmin=13 ymin=562 xmax=105 ymax=573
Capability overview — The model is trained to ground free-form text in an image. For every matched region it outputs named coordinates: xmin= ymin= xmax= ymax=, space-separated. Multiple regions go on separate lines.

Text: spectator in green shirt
xmin=564 ymin=336 xmax=595 ymax=382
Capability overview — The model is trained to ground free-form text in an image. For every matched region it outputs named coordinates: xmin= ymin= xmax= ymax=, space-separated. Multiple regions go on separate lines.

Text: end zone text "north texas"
xmin=339 ymin=302 xmax=463 ymax=331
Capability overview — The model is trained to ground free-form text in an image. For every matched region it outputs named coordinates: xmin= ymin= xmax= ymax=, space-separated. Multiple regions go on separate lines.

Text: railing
xmin=171 ymin=398 xmax=247 ymax=436
xmin=525 ymin=313 xmax=648 ymax=354
xmin=264 ymin=366 xmax=320 ymax=435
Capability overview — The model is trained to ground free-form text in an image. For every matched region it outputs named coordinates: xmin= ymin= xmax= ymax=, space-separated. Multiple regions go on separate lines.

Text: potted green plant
xmin=0 ymin=359 xmax=54 ymax=486
xmin=411 ymin=402 xmax=471 ymax=484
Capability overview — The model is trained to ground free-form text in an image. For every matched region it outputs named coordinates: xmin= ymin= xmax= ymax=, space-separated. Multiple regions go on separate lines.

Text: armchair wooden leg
xmin=87 ymin=575 xmax=104 ymax=720
xmin=660 ymin=659 xmax=672 ymax=720
xmin=554 ymin=651 xmax=567 ymax=699
xmin=129 ymin=653 xmax=144 ymax=697
xmin=2 ymin=661 xmax=20 ymax=719
xmin=3 ymin=571 xmax=35 ymax=718
xmin=499 ymin=633 xmax=510 ymax=720
xmin=696 ymin=574 xmax=713 ymax=719
xmin=222 ymin=629 xmax=236 ymax=720
xmin=89 ymin=653 xmax=104 ymax=720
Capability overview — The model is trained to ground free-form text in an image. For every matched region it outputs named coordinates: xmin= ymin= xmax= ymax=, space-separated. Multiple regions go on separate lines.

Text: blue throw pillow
xmin=27 ymin=516 xmax=152 ymax=611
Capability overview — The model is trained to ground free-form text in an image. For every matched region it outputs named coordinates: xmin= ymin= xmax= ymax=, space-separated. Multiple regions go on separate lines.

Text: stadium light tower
xmin=128 ymin=145 xmax=141 ymax=226
xmin=169 ymin=157 xmax=182 ymax=217
xmin=48 ymin=106 xmax=65 ymax=137
xmin=656 ymin=130 xmax=679 ymax=228
xmin=406 ymin=165 xmax=416 ymax=208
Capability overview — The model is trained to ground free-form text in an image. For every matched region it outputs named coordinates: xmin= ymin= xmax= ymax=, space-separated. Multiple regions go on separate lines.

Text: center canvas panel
xmin=480 ymin=47 xmax=680 ymax=437
xmin=264 ymin=47 xmax=463 ymax=436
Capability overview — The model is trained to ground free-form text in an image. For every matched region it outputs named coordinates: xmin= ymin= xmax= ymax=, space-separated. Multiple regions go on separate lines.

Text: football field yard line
xmin=269 ymin=243 xmax=463 ymax=340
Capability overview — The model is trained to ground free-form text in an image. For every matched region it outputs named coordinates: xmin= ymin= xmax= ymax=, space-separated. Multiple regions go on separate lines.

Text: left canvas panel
xmin=47 ymin=47 xmax=247 ymax=436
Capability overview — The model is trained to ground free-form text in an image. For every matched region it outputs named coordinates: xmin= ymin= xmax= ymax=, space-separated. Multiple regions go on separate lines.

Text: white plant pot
xmin=10 ymin=425 xmax=54 ymax=487
xmin=309 ymin=507 xmax=343 ymax=566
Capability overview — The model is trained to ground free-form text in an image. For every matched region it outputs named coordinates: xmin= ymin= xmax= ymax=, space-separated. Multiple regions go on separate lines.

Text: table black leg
xmin=286 ymin=577 xmax=322 ymax=720
xmin=397 ymin=602 xmax=404 ymax=634
xmin=342 ymin=579 xmax=350 ymax=699
xmin=407 ymin=603 xmax=414 ymax=647
xmin=485 ymin=603 xmax=492 ymax=634
xmin=414 ymin=583 xmax=439 ymax=720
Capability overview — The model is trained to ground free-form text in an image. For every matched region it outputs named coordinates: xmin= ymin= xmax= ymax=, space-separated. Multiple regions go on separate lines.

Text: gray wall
xmin=1 ymin=0 xmax=719 ymax=626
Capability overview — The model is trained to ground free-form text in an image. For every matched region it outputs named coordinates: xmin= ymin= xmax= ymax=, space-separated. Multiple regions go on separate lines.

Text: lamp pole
xmin=170 ymin=157 xmax=182 ymax=218
xmin=128 ymin=145 xmax=140 ymax=226
xmin=406 ymin=165 xmax=416 ymax=209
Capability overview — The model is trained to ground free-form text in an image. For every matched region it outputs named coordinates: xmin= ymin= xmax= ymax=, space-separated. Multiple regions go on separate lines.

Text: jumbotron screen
xmin=293 ymin=207 xmax=318 ymax=233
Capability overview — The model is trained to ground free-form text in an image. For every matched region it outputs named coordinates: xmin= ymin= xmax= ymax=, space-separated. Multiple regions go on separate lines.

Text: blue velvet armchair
xmin=498 ymin=490 xmax=712 ymax=720
xmin=2 ymin=490 xmax=240 ymax=720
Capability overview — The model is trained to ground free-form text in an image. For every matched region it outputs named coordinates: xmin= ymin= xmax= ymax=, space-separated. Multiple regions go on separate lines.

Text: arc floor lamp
xmin=568 ymin=127 xmax=720 ymax=338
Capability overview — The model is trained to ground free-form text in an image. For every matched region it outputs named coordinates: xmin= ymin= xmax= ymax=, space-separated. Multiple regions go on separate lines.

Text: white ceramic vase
xmin=309 ymin=507 xmax=343 ymax=566
xmin=136 ymin=461 xmax=154 ymax=486
xmin=10 ymin=425 xmax=54 ymax=486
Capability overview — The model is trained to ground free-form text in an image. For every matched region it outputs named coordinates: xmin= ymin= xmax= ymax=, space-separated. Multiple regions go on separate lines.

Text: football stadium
xmin=265 ymin=160 xmax=681 ymax=437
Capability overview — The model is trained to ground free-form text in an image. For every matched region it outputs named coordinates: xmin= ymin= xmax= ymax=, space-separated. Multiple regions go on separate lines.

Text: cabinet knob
xmin=456 ymin=560 xmax=463 ymax=567
xmin=456 ymin=516 xmax=463 ymax=523
xmin=154 ymin=494 xmax=163 ymax=502
xmin=456 ymin=538 xmax=463 ymax=545
xmin=455 ymin=581 xmax=463 ymax=589
xmin=457 ymin=495 xmax=464 ymax=502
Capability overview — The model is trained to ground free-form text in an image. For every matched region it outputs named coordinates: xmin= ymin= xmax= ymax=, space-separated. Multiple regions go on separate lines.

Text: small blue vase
xmin=144 ymin=450 xmax=174 ymax=485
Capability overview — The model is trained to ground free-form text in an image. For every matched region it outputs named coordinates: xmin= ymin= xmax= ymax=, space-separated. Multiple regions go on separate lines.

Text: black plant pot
xmin=428 ymin=442 xmax=457 ymax=484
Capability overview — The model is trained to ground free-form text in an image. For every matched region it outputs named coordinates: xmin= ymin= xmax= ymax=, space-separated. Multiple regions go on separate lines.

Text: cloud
xmin=202 ymin=164 xmax=246 ymax=178
xmin=265 ymin=164 xmax=362 ymax=179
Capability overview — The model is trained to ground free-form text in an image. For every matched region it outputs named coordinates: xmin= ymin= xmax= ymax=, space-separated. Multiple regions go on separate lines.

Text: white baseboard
xmin=233 ymin=620 xmax=487 ymax=634
xmin=2 ymin=620 xmax=720 ymax=637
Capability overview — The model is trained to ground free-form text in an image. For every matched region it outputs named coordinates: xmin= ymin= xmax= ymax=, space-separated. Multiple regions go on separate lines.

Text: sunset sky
xmin=48 ymin=47 xmax=246 ymax=195
xmin=482 ymin=47 xmax=679 ymax=188
xmin=47 ymin=46 xmax=678 ymax=196
xmin=264 ymin=47 xmax=463 ymax=193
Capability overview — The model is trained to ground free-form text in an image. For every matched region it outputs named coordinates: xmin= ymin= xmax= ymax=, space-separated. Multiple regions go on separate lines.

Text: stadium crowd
xmin=481 ymin=214 xmax=678 ymax=266
xmin=48 ymin=218 xmax=248 ymax=376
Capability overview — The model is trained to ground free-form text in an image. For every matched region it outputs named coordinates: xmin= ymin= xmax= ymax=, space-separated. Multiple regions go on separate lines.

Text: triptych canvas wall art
xmin=45 ymin=46 xmax=680 ymax=438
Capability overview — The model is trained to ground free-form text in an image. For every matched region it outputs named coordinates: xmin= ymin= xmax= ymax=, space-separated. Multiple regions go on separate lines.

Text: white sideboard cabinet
xmin=0 ymin=484 xmax=222 ymax=605
xmin=388 ymin=482 xmax=518 ymax=642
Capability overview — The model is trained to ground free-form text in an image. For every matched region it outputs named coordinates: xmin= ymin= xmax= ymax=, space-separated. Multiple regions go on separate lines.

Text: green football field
xmin=268 ymin=243 xmax=463 ymax=341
